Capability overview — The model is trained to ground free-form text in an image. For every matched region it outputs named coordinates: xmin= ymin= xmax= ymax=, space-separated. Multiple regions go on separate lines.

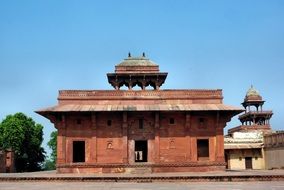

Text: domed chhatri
xmin=228 ymin=85 xmax=273 ymax=135
xmin=107 ymin=53 xmax=168 ymax=90
xmin=244 ymin=85 xmax=262 ymax=102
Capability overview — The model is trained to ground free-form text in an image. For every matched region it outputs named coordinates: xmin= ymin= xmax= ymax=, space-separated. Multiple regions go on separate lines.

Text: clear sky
xmin=0 ymin=0 xmax=283 ymax=155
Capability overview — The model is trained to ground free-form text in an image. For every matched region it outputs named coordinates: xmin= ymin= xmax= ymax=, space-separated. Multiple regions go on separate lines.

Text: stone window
xmin=139 ymin=118 xmax=144 ymax=129
xmin=197 ymin=139 xmax=209 ymax=159
xmin=169 ymin=118 xmax=175 ymax=125
xmin=107 ymin=120 xmax=112 ymax=126
xmin=199 ymin=118 xmax=206 ymax=128
xmin=73 ymin=141 xmax=85 ymax=163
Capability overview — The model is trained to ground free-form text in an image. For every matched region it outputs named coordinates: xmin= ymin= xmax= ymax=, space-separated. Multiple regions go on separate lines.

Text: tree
xmin=42 ymin=158 xmax=56 ymax=170
xmin=0 ymin=112 xmax=45 ymax=172
xmin=46 ymin=130 xmax=57 ymax=170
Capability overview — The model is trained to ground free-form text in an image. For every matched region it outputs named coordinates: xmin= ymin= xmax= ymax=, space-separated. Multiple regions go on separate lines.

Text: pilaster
xmin=91 ymin=113 xmax=97 ymax=163
xmin=154 ymin=112 xmax=160 ymax=163
xmin=122 ymin=112 xmax=128 ymax=163
xmin=57 ymin=114 xmax=66 ymax=164
xmin=185 ymin=112 xmax=191 ymax=161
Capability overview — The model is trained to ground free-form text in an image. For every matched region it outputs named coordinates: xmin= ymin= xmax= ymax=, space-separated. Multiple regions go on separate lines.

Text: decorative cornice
xmin=58 ymin=89 xmax=223 ymax=100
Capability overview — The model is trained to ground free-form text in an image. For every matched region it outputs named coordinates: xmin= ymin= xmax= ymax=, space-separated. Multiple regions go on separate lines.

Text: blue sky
xmin=0 ymin=0 xmax=283 ymax=155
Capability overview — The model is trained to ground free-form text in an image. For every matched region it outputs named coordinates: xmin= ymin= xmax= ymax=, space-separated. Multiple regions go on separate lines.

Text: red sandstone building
xmin=37 ymin=54 xmax=242 ymax=173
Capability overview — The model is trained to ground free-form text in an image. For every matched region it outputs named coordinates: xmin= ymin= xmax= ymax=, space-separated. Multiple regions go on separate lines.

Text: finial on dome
xmin=128 ymin=52 xmax=131 ymax=57
xmin=142 ymin=52 xmax=145 ymax=57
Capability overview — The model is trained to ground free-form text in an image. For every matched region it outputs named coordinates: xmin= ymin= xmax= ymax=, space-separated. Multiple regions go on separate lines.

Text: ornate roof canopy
xmin=107 ymin=53 xmax=168 ymax=90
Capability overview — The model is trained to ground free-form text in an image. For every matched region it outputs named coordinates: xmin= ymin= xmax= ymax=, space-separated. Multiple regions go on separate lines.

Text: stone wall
xmin=56 ymin=111 xmax=229 ymax=173
xmin=226 ymin=149 xmax=264 ymax=170
xmin=264 ymin=132 xmax=284 ymax=169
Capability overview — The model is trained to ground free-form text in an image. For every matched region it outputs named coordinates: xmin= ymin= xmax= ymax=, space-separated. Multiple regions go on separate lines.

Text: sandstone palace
xmin=37 ymin=54 xmax=242 ymax=173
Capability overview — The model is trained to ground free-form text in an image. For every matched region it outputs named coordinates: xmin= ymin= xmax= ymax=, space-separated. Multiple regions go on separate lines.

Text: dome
xmin=246 ymin=85 xmax=260 ymax=97
xmin=116 ymin=53 xmax=158 ymax=67
xmin=244 ymin=85 xmax=262 ymax=101
xmin=117 ymin=57 xmax=158 ymax=67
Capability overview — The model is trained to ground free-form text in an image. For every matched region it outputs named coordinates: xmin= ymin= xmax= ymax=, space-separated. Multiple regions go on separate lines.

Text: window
xmin=169 ymin=118 xmax=175 ymax=125
xmin=139 ymin=118 xmax=144 ymax=129
xmin=107 ymin=120 xmax=112 ymax=126
xmin=197 ymin=139 xmax=209 ymax=159
xmin=199 ymin=118 xmax=207 ymax=128
xmin=73 ymin=141 xmax=85 ymax=163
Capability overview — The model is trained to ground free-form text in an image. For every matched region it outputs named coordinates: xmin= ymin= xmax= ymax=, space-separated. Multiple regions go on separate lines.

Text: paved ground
xmin=0 ymin=181 xmax=284 ymax=190
xmin=1 ymin=169 xmax=284 ymax=177
xmin=1 ymin=170 xmax=284 ymax=190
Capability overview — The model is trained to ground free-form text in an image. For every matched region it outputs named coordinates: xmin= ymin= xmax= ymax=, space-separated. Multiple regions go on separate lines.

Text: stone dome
xmin=116 ymin=56 xmax=158 ymax=67
xmin=244 ymin=85 xmax=262 ymax=101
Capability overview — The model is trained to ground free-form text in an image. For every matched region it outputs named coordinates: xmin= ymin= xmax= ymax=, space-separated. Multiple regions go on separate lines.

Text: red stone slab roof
xmin=224 ymin=143 xmax=263 ymax=149
xmin=36 ymin=89 xmax=244 ymax=114
xmin=37 ymin=103 xmax=242 ymax=112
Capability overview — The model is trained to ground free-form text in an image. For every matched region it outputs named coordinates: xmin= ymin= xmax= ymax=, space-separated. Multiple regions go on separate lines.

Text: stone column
xmin=57 ymin=114 xmax=66 ymax=164
xmin=122 ymin=112 xmax=128 ymax=163
xmin=216 ymin=113 xmax=225 ymax=162
xmin=91 ymin=113 xmax=97 ymax=163
xmin=154 ymin=112 xmax=160 ymax=163
xmin=190 ymin=137 xmax=197 ymax=161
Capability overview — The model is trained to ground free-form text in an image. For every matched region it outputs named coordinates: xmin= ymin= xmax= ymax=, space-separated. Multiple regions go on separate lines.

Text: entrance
xmin=245 ymin=157 xmax=253 ymax=169
xmin=73 ymin=141 xmax=85 ymax=163
xmin=134 ymin=140 xmax=148 ymax=162
xmin=197 ymin=139 xmax=209 ymax=160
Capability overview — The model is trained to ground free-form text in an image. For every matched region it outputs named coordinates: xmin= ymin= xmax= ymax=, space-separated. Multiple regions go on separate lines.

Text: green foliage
xmin=0 ymin=112 xmax=46 ymax=172
xmin=42 ymin=158 xmax=56 ymax=170
xmin=47 ymin=130 xmax=57 ymax=164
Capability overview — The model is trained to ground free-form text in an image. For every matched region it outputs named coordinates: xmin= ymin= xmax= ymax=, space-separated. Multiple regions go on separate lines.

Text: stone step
xmin=130 ymin=167 xmax=152 ymax=174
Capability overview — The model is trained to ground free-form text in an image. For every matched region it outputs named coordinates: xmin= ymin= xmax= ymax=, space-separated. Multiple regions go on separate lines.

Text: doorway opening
xmin=245 ymin=157 xmax=253 ymax=169
xmin=73 ymin=141 xmax=85 ymax=163
xmin=134 ymin=140 xmax=148 ymax=162
xmin=197 ymin=139 xmax=209 ymax=160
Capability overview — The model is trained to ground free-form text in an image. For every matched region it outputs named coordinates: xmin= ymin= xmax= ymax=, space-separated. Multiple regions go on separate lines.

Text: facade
xmin=37 ymin=54 xmax=242 ymax=173
xmin=0 ymin=149 xmax=15 ymax=173
xmin=264 ymin=131 xmax=284 ymax=169
xmin=224 ymin=132 xmax=264 ymax=170
xmin=225 ymin=86 xmax=273 ymax=170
